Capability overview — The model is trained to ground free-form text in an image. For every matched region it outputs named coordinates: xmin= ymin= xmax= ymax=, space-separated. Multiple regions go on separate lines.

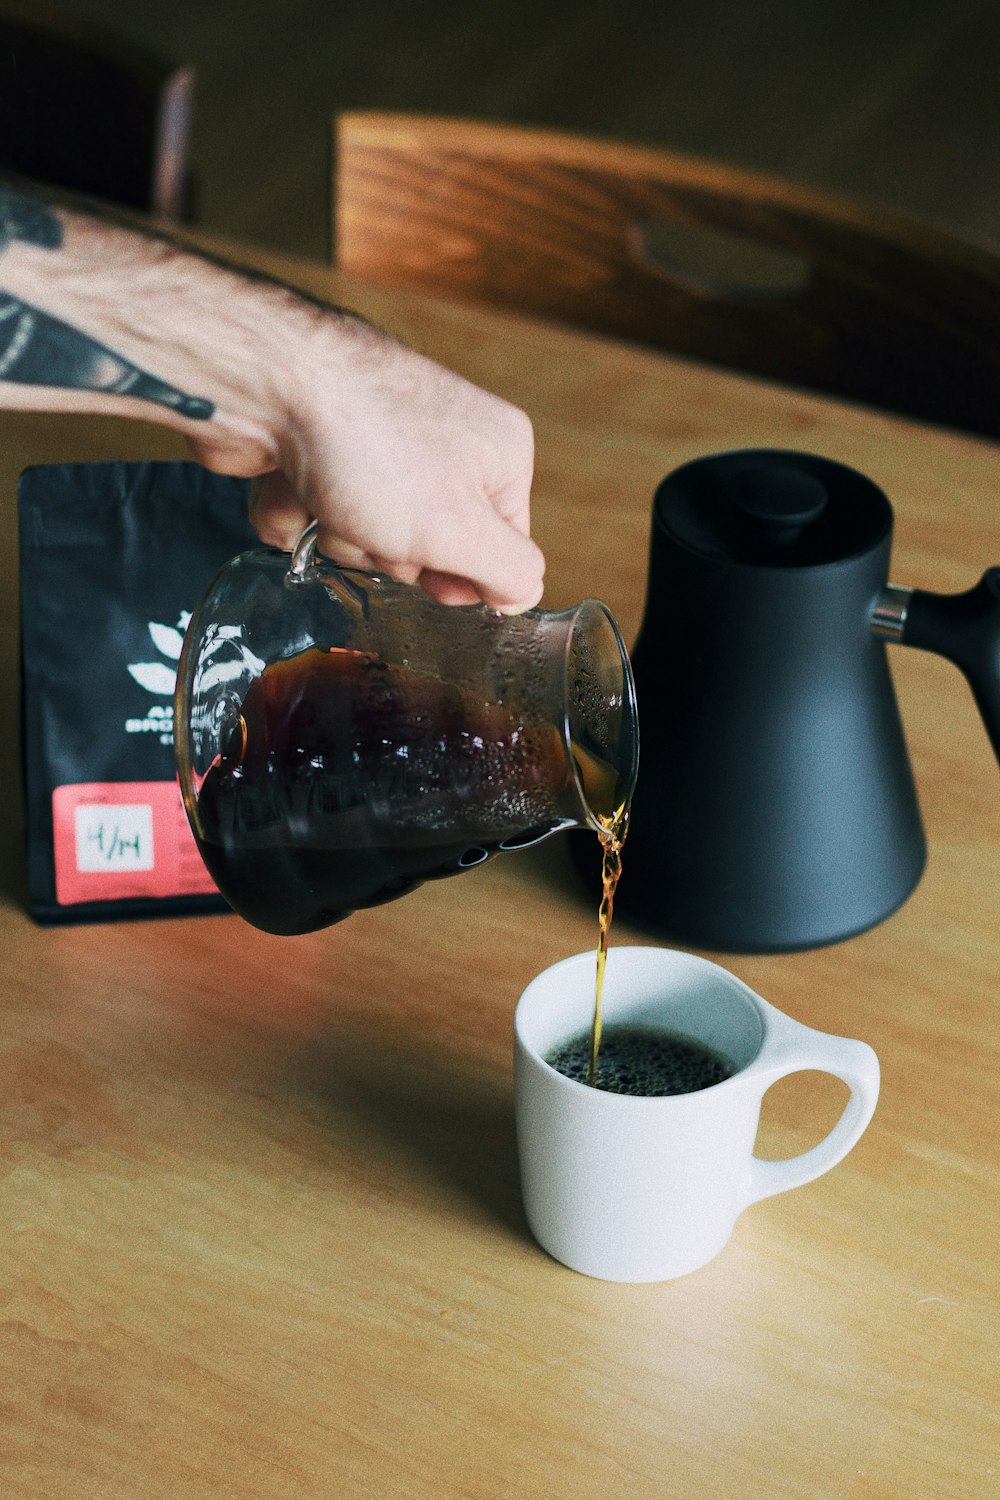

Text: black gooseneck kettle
xmin=616 ymin=449 xmax=999 ymax=952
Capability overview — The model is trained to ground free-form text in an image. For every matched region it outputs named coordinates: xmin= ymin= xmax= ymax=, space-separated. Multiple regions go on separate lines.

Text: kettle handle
xmin=889 ymin=568 xmax=1000 ymax=766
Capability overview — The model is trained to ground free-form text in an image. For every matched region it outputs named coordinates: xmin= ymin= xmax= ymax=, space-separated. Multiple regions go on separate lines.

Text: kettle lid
xmin=655 ymin=450 xmax=893 ymax=567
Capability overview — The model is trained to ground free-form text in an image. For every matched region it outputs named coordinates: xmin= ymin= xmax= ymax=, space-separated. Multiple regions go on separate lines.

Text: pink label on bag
xmin=52 ymin=781 xmax=218 ymax=906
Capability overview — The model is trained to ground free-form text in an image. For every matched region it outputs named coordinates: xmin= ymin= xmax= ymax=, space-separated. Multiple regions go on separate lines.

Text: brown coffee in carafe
xmin=194 ymin=642 xmax=622 ymax=935
xmin=179 ymin=544 xmax=639 ymax=941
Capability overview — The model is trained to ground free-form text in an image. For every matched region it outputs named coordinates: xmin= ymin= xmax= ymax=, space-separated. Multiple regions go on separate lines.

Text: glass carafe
xmin=176 ymin=526 xmax=638 ymax=934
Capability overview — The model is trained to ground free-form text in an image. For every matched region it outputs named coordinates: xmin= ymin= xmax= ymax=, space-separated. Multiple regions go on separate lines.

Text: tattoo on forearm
xmin=0 ymin=184 xmax=214 ymax=419
xmin=0 ymin=294 xmax=215 ymax=416
xmin=0 ymin=185 xmax=61 ymax=252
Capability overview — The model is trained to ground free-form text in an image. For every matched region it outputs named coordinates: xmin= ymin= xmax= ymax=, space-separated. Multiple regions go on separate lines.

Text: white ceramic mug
xmin=514 ymin=947 xmax=880 ymax=1282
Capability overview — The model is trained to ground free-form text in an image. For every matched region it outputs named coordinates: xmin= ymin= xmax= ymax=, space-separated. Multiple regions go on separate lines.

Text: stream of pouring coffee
xmin=589 ymin=805 xmax=629 ymax=1087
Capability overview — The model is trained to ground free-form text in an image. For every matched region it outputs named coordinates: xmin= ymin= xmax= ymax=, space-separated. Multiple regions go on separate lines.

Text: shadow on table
xmin=297 ymin=838 xmax=627 ymax=1248
xmin=297 ymin=1023 xmax=531 ymax=1246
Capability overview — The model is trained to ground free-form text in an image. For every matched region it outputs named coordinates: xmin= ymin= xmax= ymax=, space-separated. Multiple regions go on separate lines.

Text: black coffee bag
xmin=19 ymin=460 xmax=258 ymax=922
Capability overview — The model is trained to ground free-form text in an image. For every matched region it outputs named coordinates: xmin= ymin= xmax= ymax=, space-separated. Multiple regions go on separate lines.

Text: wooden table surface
xmin=0 ymin=245 xmax=997 ymax=1500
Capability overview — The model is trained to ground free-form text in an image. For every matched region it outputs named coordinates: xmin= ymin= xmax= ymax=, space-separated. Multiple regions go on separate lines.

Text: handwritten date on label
xmin=74 ymin=803 xmax=154 ymax=872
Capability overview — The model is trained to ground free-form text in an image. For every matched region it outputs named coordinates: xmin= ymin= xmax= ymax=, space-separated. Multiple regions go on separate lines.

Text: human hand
xmin=0 ymin=186 xmax=544 ymax=610
xmin=194 ymin=314 xmax=544 ymax=613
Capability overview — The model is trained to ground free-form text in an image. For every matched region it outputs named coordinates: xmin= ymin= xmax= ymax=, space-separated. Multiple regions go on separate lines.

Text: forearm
xmin=0 ymin=177 xmax=544 ymax=611
xmin=0 ymin=177 xmax=354 ymax=464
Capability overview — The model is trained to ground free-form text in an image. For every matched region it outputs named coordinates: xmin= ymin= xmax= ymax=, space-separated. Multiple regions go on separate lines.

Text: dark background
xmin=59 ymin=0 xmax=1000 ymax=260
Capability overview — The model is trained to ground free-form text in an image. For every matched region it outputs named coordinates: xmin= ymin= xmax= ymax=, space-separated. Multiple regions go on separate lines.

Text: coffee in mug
xmin=515 ymin=946 xmax=880 ymax=1282
xmin=546 ymin=1023 xmax=733 ymax=1096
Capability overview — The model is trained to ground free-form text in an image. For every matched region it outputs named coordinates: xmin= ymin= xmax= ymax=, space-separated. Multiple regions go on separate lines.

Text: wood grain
xmin=0 ymin=248 xmax=997 ymax=1499
xmin=335 ymin=112 xmax=1000 ymax=441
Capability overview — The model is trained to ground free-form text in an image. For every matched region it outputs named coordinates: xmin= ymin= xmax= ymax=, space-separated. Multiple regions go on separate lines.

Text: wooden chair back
xmin=0 ymin=2 xmax=194 ymax=219
xmin=334 ymin=111 xmax=1000 ymax=441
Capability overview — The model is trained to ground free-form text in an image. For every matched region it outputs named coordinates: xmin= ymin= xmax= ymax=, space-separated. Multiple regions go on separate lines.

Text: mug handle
xmin=742 ymin=1007 xmax=880 ymax=1206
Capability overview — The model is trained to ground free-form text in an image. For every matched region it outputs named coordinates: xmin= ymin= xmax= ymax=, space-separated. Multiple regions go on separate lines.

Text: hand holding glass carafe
xmin=176 ymin=523 xmax=638 ymax=936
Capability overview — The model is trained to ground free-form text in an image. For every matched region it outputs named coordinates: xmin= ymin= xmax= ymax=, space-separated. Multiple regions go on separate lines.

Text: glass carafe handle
xmin=287 ymin=520 xmax=320 ymax=585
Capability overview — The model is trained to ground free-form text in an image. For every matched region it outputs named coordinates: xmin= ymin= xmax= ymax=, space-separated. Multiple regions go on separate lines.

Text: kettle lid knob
xmin=731 ymin=463 xmax=828 ymax=526
xmin=654 ymin=449 xmax=891 ymax=568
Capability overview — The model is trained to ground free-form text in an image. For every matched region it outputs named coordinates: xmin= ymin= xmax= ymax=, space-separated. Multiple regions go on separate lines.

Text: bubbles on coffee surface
xmin=546 ymin=1024 xmax=733 ymax=1097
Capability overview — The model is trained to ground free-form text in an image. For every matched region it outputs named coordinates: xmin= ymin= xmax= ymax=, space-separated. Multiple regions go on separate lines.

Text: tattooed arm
xmin=0 ymin=181 xmax=543 ymax=611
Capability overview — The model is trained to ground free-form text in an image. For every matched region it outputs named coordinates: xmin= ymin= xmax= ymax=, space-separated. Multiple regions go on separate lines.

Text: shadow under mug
xmin=514 ymin=947 xmax=880 ymax=1282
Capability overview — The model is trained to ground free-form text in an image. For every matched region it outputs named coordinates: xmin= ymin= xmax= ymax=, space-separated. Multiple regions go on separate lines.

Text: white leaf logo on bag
xmin=126 ymin=661 xmax=177 ymax=695
xmin=124 ymin=613 xmax=194 ymax=744
xmin=127 ymin=613 xmax=192 ymax=697
xmin=147 ymin=621 xmax=185 ymax=662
